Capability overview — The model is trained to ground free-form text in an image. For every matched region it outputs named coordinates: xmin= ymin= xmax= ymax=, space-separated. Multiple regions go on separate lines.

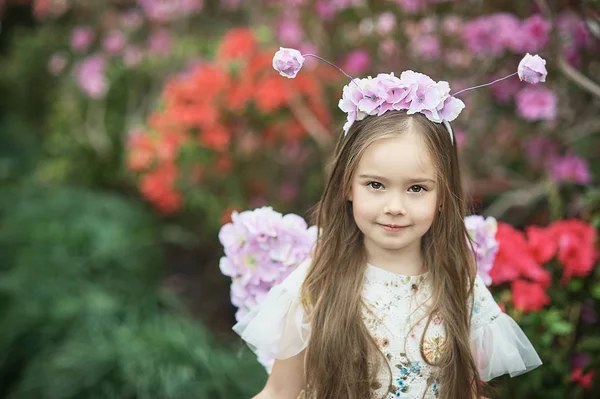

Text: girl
xmin=234 ymin=49 xmax=545 ymax=399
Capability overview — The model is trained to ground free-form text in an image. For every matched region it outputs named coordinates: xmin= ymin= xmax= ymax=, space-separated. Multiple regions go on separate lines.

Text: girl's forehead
xmin=356 ymin=134 xmax=436 ymax=178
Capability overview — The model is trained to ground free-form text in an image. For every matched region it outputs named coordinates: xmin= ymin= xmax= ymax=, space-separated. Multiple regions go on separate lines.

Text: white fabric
xmin=232 ymin=259 xmax=311 ymax=367
xmin=234 ymin=260 xmax=542 ymax=397
xmin=470 ymin=274 xmax=542 ymax=381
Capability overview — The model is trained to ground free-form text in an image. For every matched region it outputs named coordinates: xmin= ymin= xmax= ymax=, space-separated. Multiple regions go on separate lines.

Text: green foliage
xmin=0 ymin=185 xmax=266 ymax=398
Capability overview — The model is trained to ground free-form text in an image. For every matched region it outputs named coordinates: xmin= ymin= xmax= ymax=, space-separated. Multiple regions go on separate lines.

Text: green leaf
xmin=592 ymin=283 xmax=600 ymax=300
xmin=577 ymin=336 xmax=600 ymax=352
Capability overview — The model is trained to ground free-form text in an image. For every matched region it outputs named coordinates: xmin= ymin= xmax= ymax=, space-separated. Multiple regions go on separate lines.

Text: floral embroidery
xmin=423 ymin=334 xmax=445 ymax=362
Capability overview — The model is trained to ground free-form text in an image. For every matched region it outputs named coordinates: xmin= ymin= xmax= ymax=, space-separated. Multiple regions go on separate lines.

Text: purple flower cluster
xmin=465 ymin=215 xmax=499 ymax=286
xmin=337 ymin=70 xmax=465 ymax=134
xmin=218 ymin=207 xmax=317 ymax=322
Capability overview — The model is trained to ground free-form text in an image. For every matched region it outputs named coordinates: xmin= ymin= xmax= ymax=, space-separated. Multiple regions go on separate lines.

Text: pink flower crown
xmin=273 ymin=49 xmax=547 ymax=143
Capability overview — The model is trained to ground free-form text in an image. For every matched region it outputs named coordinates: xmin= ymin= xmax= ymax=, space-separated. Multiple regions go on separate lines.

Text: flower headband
xmin=273 ymin=49 xmax=547 ymax=143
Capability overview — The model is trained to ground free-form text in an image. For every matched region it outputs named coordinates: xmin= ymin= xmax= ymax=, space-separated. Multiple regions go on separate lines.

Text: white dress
xmin=233 ymin=259 xmax=542 ymax=398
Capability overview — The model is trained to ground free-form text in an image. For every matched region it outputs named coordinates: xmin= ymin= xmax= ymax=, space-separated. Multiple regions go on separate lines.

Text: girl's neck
xmin=364 ymin=241 xmax=425 ymax=276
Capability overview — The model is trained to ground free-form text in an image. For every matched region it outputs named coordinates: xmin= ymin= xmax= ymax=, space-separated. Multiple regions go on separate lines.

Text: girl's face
xmin=349 ymin=131 xmax=439 ymax=262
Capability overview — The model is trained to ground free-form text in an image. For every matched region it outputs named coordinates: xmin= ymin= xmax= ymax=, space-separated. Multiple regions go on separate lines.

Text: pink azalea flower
xmin=74 ymin=54 xmax=108 ymax=99
xmin=376 ymin=12 xmax=397 ymax=36
xmin=102 ymin=30 xmax=126 ymax=55
xmin=524 ymin=136 xmax=559 ymax=169
xmin=462 ymin=16 xmax=505 ymax=56
xmin=515 ymin=86 xmax=557 ymax=121
xmin=71 ymin=26 xmax=94 ymax=52
xmin=342 ymin=49 xmax=371 ymax=75
xmin=411 ymin=34 xmax=441 ymax=59
xmin=277 ymin=17 xmax=304 ymax=45
xmin=516 ymin=14 xmax=551 ymax=53
xmin=550 ymin=154 xmax=592 ymax=185
xmin=147 ymin=29 xmax=173 ymax=55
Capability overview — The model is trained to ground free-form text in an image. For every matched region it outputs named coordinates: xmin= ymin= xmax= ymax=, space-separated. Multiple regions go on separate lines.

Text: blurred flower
xmin=553 ymin=219 xmax=597 ymax=282
xmin=376 ymin=12 xmax=397 ymax=36
xmin=123 ymin=45 xmax=144 ymax=67
xmin=48 ymin=52 xmax=68 ymax=76
xmin=71 ymin=26 xmax=95 ymax=52
xmin=411 ymin=35 xmax=440 ymax=59
xmin=511 ymin=279 xmax=550 ymax=312
xmin=490 ymin=223 xmax=551 ymax=287
xmin=217 ymin=27 xmax=258 ymax=61
xmin=465 ymin=215 xmax=499 ymax=286
xmin=120 ymin=9 xmax=144 ymax=29
xmin=550 ymin=154 xmax=592 ymax=185
xmin=518 ymin=53 xmax=547 ymax=84
xmin=441 ymin=15 xmax=463 ymax=35
xmin=462 ymin=16 xmax=505 ymax=56
xmin=137 ymin=0 xmax=203 ymax=23
xmin=525 ymin=225 xmax=557 ymax=265
xmin=102 ymin=30 xmax=126 ymax=55
xmin=557 ymin=12 xmax=594 ymax=49
xmin=395 ymin=0 xmax=428 ymax=13
xmin=516 ymin=14 xmax=550 ymax=53
xmin=490 ymin=73 xmax=524 ymax=103
xmin=277 ymin=17 xmax=304 ymax=45
xmin=139 ymin=162 xmax=182 ymax=213
xmin=221 ymin=0 xmax=243 ymax=11
xmin=273 ymin=47 xmax=305 ymax=78
xmin=148 ymin=28 xmax=173 ymax=55
xmin=126 ymin=129 xmax=156 ymax=171
xmin=341 ymin=49 xmax=371 ymax=75
xmin=74 ymin=54 xmax=108 ymax=98
xmin=358 ymin=18 xmax=375 ymax=36
xmin=570 ymin=354 xmax=595 ymax=389
xmin=515 ymin=86 xmax=557 ymax=121
xmin=524 ymin=136 xmax=559 ymax=169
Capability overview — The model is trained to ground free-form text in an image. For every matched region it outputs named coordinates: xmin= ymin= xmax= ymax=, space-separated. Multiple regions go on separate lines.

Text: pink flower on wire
xmin=272 ymin=47 xmax=305 ymax=78
xmin=273 ymin=47 xmax=548 ymax=134
xmin=515 ymin=86 xmax=557 ymax=121
xmin=518 ymin=53 xmax=547 ymax=84
xmin=550 ymin=154 xmax=592 ymax=185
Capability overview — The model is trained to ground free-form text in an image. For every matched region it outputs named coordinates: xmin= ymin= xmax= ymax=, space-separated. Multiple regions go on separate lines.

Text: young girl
xmin=234 ymin=49 xmax=546 ymax=399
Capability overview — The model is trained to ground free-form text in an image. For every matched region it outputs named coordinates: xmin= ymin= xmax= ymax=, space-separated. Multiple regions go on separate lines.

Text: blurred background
xmin=0 ymin=0 xmax=599 ymax=398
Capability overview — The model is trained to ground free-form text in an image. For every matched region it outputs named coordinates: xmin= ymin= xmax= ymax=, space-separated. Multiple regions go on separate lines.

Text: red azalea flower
xmin=217 ymin=27 xmax=258 ymax=62
xmin=511 ymin=279 xmax=550 ymax=312
xmin=491 ymin=223 xmax=552 ymax=287
xmin=551 ymin=219 xmax=597 ymax=282
xmin=526 ymin=225 xmax=558 ymax=264
xmin=570 ymin=367 xmax=595 ymax=390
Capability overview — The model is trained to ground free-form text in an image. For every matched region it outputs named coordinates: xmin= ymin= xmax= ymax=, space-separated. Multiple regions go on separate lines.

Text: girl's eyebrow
xmin=358 ymin=174 xmax=436 ymax=184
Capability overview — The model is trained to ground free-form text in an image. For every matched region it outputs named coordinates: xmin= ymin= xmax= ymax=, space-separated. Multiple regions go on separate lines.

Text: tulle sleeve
xmin=470 ymin=274 xmax=542 ymax=381
xmin=232 ymin=259 xmax=311 ymax=370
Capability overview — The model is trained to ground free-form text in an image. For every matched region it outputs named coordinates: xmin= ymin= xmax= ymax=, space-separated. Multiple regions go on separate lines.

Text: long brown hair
xmin=300 ymin=110 xmax=484 ymax=399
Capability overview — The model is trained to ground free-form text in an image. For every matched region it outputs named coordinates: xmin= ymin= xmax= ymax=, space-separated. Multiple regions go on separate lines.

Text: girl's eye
xmin=408 ymin=185 xmax=426 ymax=193
xmin=367 ymin=182 xmax=384 ymax=190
